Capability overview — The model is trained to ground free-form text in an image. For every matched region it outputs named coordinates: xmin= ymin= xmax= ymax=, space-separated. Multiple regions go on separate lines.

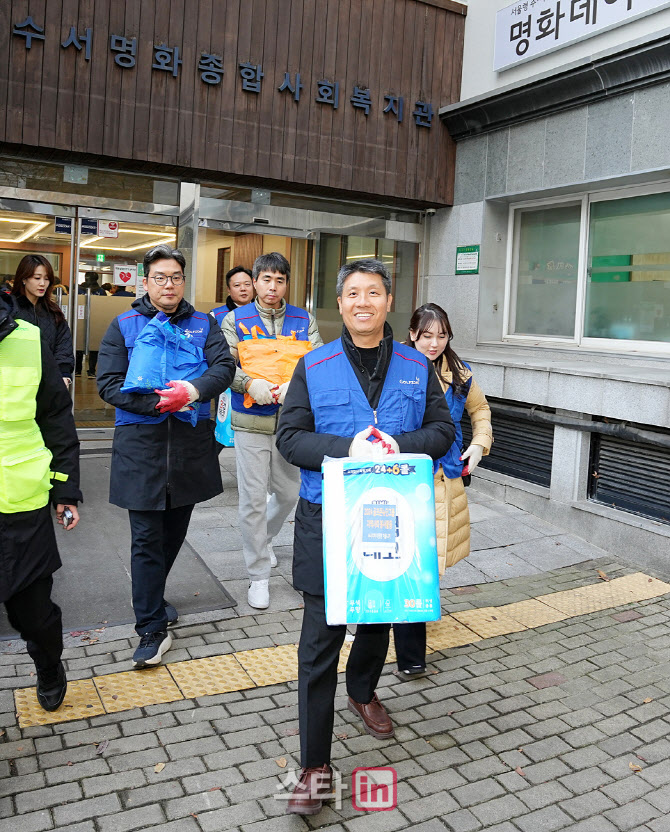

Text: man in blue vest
xmin=276 ymin=259 xmax=454 ymax=815
xmin=97 ymin=244 xmax=235 ymax=668
xmin=221 ymin=253 xmax=322 ymax=610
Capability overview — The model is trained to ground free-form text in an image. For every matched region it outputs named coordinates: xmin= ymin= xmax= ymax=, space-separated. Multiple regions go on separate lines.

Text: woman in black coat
xmin=12 ymin=255 xmax=75 ymax=386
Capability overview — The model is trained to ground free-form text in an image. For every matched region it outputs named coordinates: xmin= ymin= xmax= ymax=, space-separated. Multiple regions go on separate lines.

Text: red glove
xmin=155 ymin=381 xmax=191 ymax=414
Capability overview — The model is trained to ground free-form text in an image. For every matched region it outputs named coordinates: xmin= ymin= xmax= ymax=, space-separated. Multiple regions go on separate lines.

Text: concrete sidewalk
xmin=2 ymin=450 xmax=670 ymax=832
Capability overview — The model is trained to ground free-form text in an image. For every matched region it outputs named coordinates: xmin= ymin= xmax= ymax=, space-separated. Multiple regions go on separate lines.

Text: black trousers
xmin=5 ymin=576 xmax=63 ymax=669
xmin=392 ymin=622 xmax=427 ymax=671
xmin=128 ymin=502 xmax=194 ymax=635
xmin=298 ymin=592 xmax=390 ymax=768
xmin=75 ymin=350 xmax=98 ymax=374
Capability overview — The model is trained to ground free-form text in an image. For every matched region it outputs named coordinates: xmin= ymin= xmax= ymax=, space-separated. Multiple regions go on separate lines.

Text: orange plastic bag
xmin=237 ymin=324 xmax=312 ymax=408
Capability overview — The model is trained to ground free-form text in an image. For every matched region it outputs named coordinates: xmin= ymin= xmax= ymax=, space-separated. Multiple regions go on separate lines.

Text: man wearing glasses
xmin=98 ymin=244 xmax=235 ymax=668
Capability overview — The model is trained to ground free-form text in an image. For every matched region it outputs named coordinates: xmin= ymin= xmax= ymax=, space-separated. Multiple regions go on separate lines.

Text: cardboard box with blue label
xmin=322 ymin=454 xmax=441 ymax=626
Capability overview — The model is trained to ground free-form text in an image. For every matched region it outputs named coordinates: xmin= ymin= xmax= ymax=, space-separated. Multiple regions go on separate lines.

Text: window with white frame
xmin=507 ymin=188 xmax=670 ymax=348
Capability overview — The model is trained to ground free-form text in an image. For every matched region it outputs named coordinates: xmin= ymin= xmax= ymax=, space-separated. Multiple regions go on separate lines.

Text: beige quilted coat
xmin=436 ymin=370 xmax=493 ymax=575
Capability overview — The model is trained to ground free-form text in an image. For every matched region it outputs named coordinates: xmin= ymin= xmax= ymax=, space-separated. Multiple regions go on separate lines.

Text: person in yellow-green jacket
xmin=0 ymin=292 xmax=82 ymax=712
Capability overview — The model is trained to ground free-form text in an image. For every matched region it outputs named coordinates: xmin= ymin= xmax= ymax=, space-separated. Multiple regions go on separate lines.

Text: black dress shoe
xmin=36 ymin=662 xmax=67 ymax=712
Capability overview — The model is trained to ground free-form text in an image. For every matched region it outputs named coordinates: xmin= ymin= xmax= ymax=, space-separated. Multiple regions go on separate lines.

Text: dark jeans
xmin=5 ymin=576 xmax=63 ymax=669
xmin=128 ymin=502 xmax=194 ymax=635
xmin=298 ymin=592 xmax=390 ymax=767
xmin=392 ymin=622 xmax=427 ymax=671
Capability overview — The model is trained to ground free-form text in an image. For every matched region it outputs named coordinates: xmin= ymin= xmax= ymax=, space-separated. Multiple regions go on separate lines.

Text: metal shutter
xmin=589 ymin=435 xmax=670 ymax=524
xmin=461 ymin=400 xmax=554 ymax=488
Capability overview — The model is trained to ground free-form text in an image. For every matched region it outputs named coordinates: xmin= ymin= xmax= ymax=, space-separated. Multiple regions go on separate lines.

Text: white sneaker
xmin=268 ymin=543 xmax=278 ymax=568
xmin=248 ymin=579 xmax=270 ymax=609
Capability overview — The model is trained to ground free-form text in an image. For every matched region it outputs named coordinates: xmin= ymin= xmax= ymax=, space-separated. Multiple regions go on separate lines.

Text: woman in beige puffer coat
xmin=393 ymin=303 xmax=493 ymax=676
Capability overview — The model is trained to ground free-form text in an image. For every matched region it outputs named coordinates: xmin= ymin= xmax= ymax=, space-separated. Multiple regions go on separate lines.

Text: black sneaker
xmin=164 ymin=601 xmax=179 ymax=627
xmin=132 ymin=631 xmax=172 ymax=668
xmin=36 ymin=661 xmax=67 ymax=712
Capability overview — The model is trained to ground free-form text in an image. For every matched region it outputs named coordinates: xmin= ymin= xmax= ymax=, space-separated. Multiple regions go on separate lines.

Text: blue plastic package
xmin=322 ymin=454 xmax=441 ymax=625
xmin=121 ymin=312 xmax=208 ymax=427
xmin=215 ymin=389 xmax=235 ymax=447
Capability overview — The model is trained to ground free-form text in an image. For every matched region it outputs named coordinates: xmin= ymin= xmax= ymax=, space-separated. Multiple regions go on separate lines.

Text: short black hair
xmin=225 ymin=266 xmax=253 ymax=287
xmin=143 ymin=243 xmax=186 ymax=276
xmin=336 ymin=258 xmax=392 ymax=297
xmin=252 ymin=252 xmax=290 ymax=281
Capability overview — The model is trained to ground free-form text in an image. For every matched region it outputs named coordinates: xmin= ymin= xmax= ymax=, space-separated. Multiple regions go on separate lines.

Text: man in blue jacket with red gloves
xmin=276 ymin=259 xmax=454 ymax=815
xmin=98 ymin=244 xmax=235 ymax=668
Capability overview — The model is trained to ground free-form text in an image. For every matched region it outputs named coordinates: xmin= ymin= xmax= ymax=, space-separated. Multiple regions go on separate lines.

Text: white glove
xmin=274 ymin=382 xmax=290 ymax=405
xmin=349 ymin=427 xmax=399 ymax=458
xmin=247 ymin=378 xmax=278 ymax=405
xmin=461 ymin=444 xmax=484 ymax=474
xmin=349 ymin=426 xmax=378 ymax=458
xmin=371 ymin=428 xmax=399 ymax=456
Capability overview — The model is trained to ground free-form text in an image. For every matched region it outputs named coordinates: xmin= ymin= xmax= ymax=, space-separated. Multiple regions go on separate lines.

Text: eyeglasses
xmin=150 ymin=273 xmax=185 ymax=286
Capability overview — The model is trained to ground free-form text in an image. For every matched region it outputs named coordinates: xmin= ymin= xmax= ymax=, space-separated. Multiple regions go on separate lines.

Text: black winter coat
xmin=13 ymin=294 xmax=75 ymax=379
xmin=0 ymin=293 xmax=82 ymax=602
xmin=97 ymin=294 xmax=236 ymax=510
xmin=276 ymin=324 xmax=455 ymax=595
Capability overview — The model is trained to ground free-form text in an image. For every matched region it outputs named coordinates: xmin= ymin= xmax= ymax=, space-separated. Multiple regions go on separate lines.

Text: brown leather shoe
xmin=286 ymin=764 xmax=333 ymax=815
xmin=348 ymin=693 xmax=395 ymax=739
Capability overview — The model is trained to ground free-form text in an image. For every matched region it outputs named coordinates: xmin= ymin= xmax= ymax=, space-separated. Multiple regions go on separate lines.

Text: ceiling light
xmin=0 ymin=218 xmax=50 ymax=243
xmin=80 ymin=229 xmax=176 ymax=252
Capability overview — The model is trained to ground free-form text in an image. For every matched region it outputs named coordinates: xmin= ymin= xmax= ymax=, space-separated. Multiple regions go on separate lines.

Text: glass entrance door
xmin=0 ymin=198 xmax=75 ymax=366
xmin=194 ymin=226 xmax=314 ymax=317
xmin=72 ymin=211 xmax=177 ymax=426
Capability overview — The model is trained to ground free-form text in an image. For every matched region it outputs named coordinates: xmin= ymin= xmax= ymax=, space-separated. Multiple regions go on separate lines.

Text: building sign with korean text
xmin=494 ymin=0 xmax=670 ymax=71
xmin=10 ymin=15 xmax=435 ymax=129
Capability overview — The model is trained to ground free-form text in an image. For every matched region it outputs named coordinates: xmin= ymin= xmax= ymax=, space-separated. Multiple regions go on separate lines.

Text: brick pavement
xmin=2 ymin=553 xmax=670 ymax=831
xmin=3 ymin=474 xmax=670 ymax=831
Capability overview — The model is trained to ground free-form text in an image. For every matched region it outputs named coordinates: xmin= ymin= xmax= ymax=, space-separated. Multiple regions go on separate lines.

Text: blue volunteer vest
xmin=300 ymin=339 xmax=429 ymax=504
xmin=211 ymin=305 xmax=230 ymax=328
xmin=115 ymin=310 xmax=211 ymax=426
xmin=232 ymin=302 xmax=310 ymax=417
xmin=437 ymin=362 xmax=473 ymax=478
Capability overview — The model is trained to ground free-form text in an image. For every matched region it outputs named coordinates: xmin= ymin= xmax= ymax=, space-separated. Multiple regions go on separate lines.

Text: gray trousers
xmin=234 ymin=430 xmax=300 ymax=580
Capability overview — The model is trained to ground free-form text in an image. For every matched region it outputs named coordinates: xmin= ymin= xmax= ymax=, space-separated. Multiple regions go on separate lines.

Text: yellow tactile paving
xmin=452 ymin=607 xmax=527 ymax=638
xmin=615 ymin=572 xmax=670 ymax=598
xmin=15 ymin=679 xmax=105 ymax=728
xmin=94 ymin=667 xmax=183 ymax=712
xmin=578 ymin=573 xmax=670 ymax=606
xmin=235 ymin=644 xmax=299 ymax=686
xmin=500 ymin=599 xmax=569 ymax=628
xmin=12 ymin=571 xmax=670 ymax=728
xmin=535 ymin=588 xmax=593 ymax=615
xmin=426 ymin=616 xmax=482 ymax=650
xmin=167 ymin=655 xmax=255 ymax=699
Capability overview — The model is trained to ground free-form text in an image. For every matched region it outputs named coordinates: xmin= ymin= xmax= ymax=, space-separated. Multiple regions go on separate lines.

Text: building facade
xmin=434 ymin=0 xmax=670 ymax=570
xmin=0 ymin=0 xmax=465 ymax=422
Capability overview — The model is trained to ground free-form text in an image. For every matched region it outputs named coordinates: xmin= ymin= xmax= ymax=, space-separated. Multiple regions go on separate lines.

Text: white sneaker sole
xmin=248 ymin=595 xmax=270 ymax=610
xmin=132 ymin=632 xmax=173 ymax=668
